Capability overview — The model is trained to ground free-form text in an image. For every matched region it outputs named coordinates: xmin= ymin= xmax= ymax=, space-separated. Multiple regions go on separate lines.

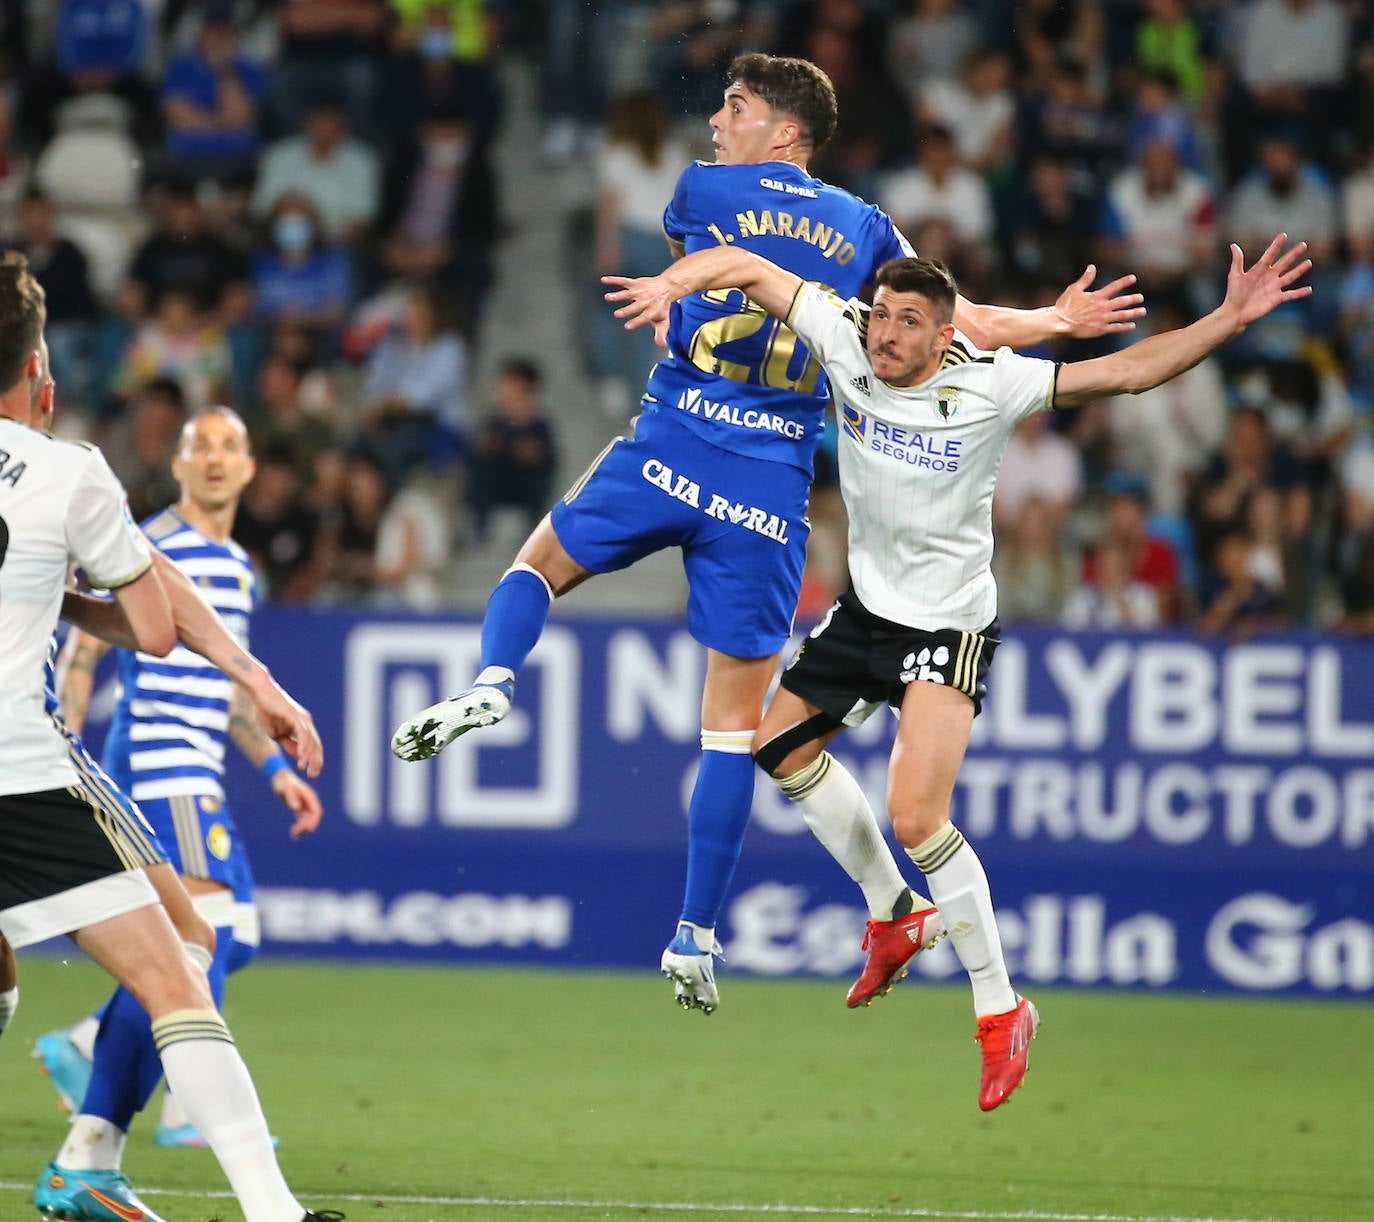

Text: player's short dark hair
xmin=183 ymin=404 xmax=250 ymax=448
xmin=499 ymin=357 xmax=542 ymax=387
xmin=874 ymin=257 xmax=958 ymax=324
xmin=728 ymin=53 xmax=838 ymax=151
xmin=0 ymin=252 xmax=47 ymax=396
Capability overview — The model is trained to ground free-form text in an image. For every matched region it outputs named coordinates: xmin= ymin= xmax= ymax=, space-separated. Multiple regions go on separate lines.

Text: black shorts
xmin=781 ymin=590 xmax=1000 ymax=722
xmin=0 ymin=785 xmax=164 ymax=949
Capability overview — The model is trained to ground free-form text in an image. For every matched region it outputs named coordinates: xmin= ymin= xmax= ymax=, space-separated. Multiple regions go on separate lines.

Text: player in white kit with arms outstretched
xmin=605 ymin=231 xmax=1312 ymax=1109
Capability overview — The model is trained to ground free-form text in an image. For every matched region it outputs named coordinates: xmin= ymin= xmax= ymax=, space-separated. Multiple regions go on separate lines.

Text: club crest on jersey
xmin=841 ymin=404 xmax=866 ymax=441
xmin=206 ymin=822 xmax=232 ymax=861
xmin=934 ymin=388 xmax=962 ymax=420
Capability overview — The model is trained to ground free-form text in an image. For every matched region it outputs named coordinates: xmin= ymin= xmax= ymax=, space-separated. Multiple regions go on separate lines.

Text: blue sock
xmin=82 ymin=929 xmax=235 ymax=1130
xmin=226 ymin=937 xmax=259 ymax=977
xmin=81 ymin=988 xmax=167 ymax=1130
xmin=480 ymin=567 xmax=553 ymax=676
xmin=680 ymin=749 xmax=757 ymax=928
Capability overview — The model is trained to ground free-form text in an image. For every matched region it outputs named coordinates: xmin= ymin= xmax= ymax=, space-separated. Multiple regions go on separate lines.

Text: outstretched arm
xmin=63 ymin=549 xmax=324 ymax=776
xmin=603 ymin=245 xmax=802 ymax=331
xmin=954 ymin=265 xmax=1146 ymax=350
xmin=1054 ymin=236 xmax=1311 ymax=409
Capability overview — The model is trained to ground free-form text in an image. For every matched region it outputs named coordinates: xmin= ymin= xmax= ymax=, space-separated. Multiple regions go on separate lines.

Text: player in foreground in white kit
xmin=0 ymin=253 xmax=342 ymax=1221
xmin=606 ymin=232 xmax=1312 ymax=1109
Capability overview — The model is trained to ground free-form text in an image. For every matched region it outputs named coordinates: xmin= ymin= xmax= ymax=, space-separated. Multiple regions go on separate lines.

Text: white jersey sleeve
xmin=786 ymin=282 xmax=862 ymax=367
xmin=991 ymin=346 xmax=1058 ymax=425
xmin=64 ymin=449 xmax=152 ymax=589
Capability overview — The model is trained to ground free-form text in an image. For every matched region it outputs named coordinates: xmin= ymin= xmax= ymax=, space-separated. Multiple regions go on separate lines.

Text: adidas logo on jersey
xmin=849 ymin=374 xmax=871 ymax=397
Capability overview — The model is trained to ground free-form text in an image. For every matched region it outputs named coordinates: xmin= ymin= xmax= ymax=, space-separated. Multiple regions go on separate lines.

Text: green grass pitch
xmin=2 ymin=956 xmax=1371 ymax=1221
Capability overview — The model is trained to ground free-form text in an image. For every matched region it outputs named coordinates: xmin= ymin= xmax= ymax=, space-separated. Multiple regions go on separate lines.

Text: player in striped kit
xmin=36 ymin=405 xmax=323 ymax=1186
xmin=606 ymin=231 xmax=1311 ymax=1107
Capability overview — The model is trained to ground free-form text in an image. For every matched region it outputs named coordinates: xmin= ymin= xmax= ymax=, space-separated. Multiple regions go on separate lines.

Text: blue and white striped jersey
xmin=103 ymin=508 xmax=257 ymax=802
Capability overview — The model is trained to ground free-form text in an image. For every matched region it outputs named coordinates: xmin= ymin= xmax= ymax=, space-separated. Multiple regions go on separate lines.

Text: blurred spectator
xmin=1099 ymin=137 xmax=1215 ymax=305
xmin=592 ymin=91 xmax=690 ymax=418
xmin=1018 ymin=59 xmax=1123 ymax=187
xmin=1197 ymin=525 xmax=1288 ymax=638
xmin=1010 ymin=152 xmax=1103 ymax=286
xmin=1335 ymin=448 xmax=1374 ymax=631
xmin=1338 ymin=257 xmax=1374 ymax=406
xmin=124 ymin=184 xmax=251 ymax=324
xmin=233 ymin=440 xmax=325 ymax=602
xmin=266 ymin=0 xmax=392 ymax=138
xmin=247 ymin=351 xmax=337 ymax=472
xmin=918 ymin=48 xmax=1016 ymax=176
xmin=317 ymin=453 xmax=391 ymax=602
xmin=800 ymin=21 xmax=912 ymax=196
xmin=1062 ymin=534 xmax=1163 ymax=629
xmin=1014 ymin=0 xmax=1105 ymax=86
xmin=23 ymin=0 xmax=159 ymax=150
xmin=1343 ymin=142 xmax=1374 ymax=265
xmin=994 ymin=412 xmax=1083 ymax=534
xmin=1226 ymin=133 xmax=1338 ymax=266
xmin=1227 ymin=0 xmax=1350 ymax=170
xmin=252 ymin=100 xmax=381 ymax=243
xmin=0 ymin=93 xmax=32 ymax=231
xmin=1123 ymin=69 xmax=1204 ymax=172
xmin=252 ymin=193 xmax=353 ymax=329
xmin=1134 ymin=0 xmax=1210 ymax=104
xmin=159 ymin=3 xmax=267 ymax=183
xmin=648 ymin=0 xmax=770 ymax=123
xmin=374 ymin=103 xmax=498 ymax=325
xmin=887 ymin=0 xmax=980 ymax=98
xmin=116 ymin=287 xmax=232 ymax=411
xmin=464 ymin=357 xmax=557 ymax=543
xmin=1077 ymin=472 xmax=1183 ymax=624
xmin=1104 ymin=300 xmax=1228 ymax=518
xmin=102 ymin=376 xmax=188 ymax=520
xmin=384 ymin=0 xmax=503 ymax=149
xmin=878 ymin=125 xmax=995 ymax=260
xmin=359 ymin=280 xmax=468 ymax=481
xmin=9 ymin=189 xmax=100 ymax=410
xmin=374 ymin=475 xmax=450 ymax=607
xmin=1259 ymin=355 xmax=1355 ymax=482
xmin=1190 ymin=405 xmax=1310 ymax=588
xmin=993 ymin=494 xmax=1080 ymax=624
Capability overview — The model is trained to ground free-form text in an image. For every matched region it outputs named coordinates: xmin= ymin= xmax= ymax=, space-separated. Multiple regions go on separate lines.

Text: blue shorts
xmin=551 ymin=413 xmax=811 ymax=658
xmin=135 ymin=793 xmax=254 ymax=905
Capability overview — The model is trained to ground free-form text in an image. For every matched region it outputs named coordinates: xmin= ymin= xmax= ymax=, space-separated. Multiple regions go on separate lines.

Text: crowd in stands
xmin=2 ymin=0 xmax=1372 ymax=634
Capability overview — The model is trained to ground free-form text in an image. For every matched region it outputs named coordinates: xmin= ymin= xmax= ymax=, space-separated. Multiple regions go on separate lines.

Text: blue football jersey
xmin=647 ymin=160 xmax=912 ymax=473
xmin=104 ymin=508 xmax=256 ymax=803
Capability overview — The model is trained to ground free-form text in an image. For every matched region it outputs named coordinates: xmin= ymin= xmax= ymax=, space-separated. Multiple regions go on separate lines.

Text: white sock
xmin=57 ymin=1114 xmax=126 ymax=1171
xmin=152 ymin=1011 xmax=302 ymax=1222
xmin=475 ymin=665 xmax=515 ymax=687
xmin=0 ymin=986 xmax=17 ymax=1038
xmin=159 ymin=1087 xmax=191 ymax=1131
xmin=907 ymin=825 xmax=1016 ymax=1017
xmin=777 ymin=753 xmax=912 ymax=920
xmin=677 ymin=920 xmax=717 ymax=953
xmin=68 ymin=1014 xmax=101 ymax=1061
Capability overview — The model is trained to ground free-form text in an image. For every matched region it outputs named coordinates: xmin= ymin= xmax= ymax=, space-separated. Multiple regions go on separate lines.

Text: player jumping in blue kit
xmin=391 ymin=53 xmax=1145 ymax=1013
xmin=36 ymin=406 xmax=324 ymax=1173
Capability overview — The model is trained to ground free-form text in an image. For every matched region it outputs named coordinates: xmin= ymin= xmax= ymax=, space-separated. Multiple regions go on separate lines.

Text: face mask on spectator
xmin=274 ymin=213 xmax=314 ymax=253
xmin=420 ymin=29 xmax=451 ymax=59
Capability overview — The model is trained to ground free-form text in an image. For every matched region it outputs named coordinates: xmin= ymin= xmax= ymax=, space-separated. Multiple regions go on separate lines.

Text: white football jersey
xmin=789 ymin=284 xmax=1058 ymax=631
xmin=0 ymin=419 xmax=152 ymax=796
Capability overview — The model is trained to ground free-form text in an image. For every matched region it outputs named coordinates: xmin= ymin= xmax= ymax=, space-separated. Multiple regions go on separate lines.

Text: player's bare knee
xmin=754 ymin=710 xmax=837 ymax=778
xmin=889 ymin=803 xmax=950 ymax=850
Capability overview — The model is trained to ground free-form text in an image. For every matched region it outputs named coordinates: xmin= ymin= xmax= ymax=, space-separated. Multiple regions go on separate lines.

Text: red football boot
xmin=846 ymin=904 xmax=946 ymax=1008
xmin=975 ymin=996 xmax=1040 ymax=1111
